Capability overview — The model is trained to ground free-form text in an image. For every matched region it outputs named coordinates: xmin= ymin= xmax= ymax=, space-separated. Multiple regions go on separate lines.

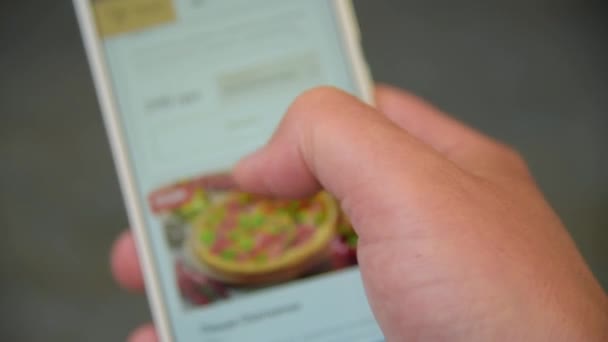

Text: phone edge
xmin=334 ymin=0 xmax=375 ymax=105
xmin=72 ymin=1 xmax=175 ymax=341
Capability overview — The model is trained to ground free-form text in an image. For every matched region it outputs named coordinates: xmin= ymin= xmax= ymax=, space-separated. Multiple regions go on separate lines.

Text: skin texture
xmin=112 ymin=85 xmax=608 ymax=342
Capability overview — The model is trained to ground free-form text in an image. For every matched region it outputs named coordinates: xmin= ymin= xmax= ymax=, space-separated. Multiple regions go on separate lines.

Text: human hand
xmin=112 ymin=85 xmax=608 ymax=341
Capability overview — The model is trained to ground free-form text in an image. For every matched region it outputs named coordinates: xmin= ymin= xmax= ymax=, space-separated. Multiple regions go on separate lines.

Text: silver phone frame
xmin=73 ymin=1 xmax=373 ymax=340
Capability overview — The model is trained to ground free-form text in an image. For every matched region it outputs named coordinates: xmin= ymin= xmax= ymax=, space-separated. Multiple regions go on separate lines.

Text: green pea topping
xmin=315 ymin=212 xmax=327 ymax=225
xmin=221 ymin=250 xmax=237 ymax=260
xmin=238 ymin=215 xmax=251 ymax=228
xmin=250 ymin=213 xmax=265 ymax=227
xmin=293 ymin=211 xmax=306 ymax=223
xmin=238 ymin=212 xmax=267 ymax=229
xmin=288 ymin=201 xmax=299 ymax=211
xmin=238 ymin=237 xmax=254 ymax=252
xmin=200 ymin=230 xmax=216 ymax=246
xmin=347 ymin=235 xmax=358 ymax=247
xmin=176 ymin=190 xmax=209 ymax=220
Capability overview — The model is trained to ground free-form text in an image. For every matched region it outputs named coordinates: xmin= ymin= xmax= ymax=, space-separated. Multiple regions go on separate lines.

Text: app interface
xmin=93 ymin=0 xmax=382 ymax=340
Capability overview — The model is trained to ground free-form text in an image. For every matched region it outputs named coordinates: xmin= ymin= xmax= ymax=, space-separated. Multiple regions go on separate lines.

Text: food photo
xmin=148 ymin=173 xmax=359 ymax=308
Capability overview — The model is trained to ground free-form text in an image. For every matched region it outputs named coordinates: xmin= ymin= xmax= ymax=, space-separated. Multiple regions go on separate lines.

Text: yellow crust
xmin=189 ymin=192 xmax=338 ymax=281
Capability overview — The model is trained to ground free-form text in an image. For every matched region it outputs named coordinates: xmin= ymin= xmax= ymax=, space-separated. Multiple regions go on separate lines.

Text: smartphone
xmin=74 ymin=0 xmax=380 ymax=341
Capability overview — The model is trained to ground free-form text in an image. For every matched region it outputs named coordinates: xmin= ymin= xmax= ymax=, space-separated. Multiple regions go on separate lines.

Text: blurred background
xmin=1 ymin=0 xmax=606 ymax=341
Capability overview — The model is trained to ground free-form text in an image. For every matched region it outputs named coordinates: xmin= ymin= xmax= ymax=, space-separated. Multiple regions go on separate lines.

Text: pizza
xmin=190 ymin=191 xmax=338 ymax=284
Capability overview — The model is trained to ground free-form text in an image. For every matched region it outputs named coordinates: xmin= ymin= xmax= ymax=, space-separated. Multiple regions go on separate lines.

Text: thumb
xmin=234 ymin=87 xmax=465 ymax=242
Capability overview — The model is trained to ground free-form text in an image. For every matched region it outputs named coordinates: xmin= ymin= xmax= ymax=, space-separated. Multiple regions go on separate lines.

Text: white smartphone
xmin=74 ymin=0 xmax=380 ymax=341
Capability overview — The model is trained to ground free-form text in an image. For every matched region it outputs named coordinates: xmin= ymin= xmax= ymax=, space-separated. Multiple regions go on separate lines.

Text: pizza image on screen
xmin=149 ymin=173 xmax=357 ymax=307
xmin=190 ymin=191 xmax=338 ymax=284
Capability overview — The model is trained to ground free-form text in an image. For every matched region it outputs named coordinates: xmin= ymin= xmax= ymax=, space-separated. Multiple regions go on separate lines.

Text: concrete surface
xmin=1 ymin=0 xmax=606 ymax=341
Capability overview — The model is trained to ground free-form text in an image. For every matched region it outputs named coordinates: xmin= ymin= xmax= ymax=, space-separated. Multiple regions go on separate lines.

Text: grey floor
xmin=1 ymin=1 xmax=606 ymax=341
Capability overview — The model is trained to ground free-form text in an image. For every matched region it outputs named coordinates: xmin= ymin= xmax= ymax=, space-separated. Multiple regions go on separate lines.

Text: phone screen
xmin=90 ymin=0 xmax=381 ymax=340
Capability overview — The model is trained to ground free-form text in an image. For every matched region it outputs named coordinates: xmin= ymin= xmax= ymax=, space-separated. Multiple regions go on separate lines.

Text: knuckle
xmin=279 ymin=86 xmax=352 ymax=151
xmin=495 ymin=144 xmax=533 ymax=178
xmin=287 ymin=86 xmax=350 ymax=121
xmin=503 ymin=145 xmax=526 ymax=165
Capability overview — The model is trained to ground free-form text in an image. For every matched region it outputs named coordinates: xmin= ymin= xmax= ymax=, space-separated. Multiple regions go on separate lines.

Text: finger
xmin=128 ymin=324 xmax=157 ymax=342
xmin=111 ymin=230 xmax=145 ymax=292
xmin=374 ymin=84 xmax=528 ymax=177
xmin=234 ymin=86 xmax=461 ymax=241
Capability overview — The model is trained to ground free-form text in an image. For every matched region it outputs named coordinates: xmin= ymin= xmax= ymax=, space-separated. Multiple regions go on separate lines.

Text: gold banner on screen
xmin=93 ymin=0 xmax=176 ymax=38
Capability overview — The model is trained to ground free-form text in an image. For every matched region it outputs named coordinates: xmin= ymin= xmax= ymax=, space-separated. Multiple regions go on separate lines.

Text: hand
xmin=112 ymin=85 xmax=608 ymax=341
